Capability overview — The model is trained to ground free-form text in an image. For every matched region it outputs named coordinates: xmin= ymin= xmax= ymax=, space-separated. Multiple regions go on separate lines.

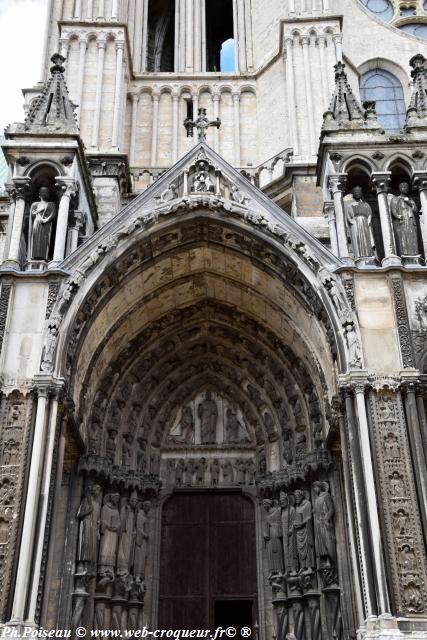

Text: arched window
xmin=360 ymin=69 xmax=406 ymax=132
xmin=206 ymin=0 xmax=235 ymax=72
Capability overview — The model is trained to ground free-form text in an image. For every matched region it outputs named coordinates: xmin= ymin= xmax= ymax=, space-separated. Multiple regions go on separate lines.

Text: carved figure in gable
xmin=344 ymin=187 xmax=376 ymax=263
xmin=312 ymin=481 xmax=337 ymax=568
xmin=198 ymin=391 xmax=218 ymax=444
xmin=98 ymin=493 xmax=121 ymax=586
xmin=29 ymin=187 xmax=57 ymax=261
xmin=263 ymin=499 xmax=284 ymax=579
xmin=133 ymin=500 xmax=151 ymax=583
xmin=192 ymin=160 xmax=215 ymax=194
xmin=292 ymin=490 xmax=315 ymax=573
xmin=390 ymin=183 xmax=421 ymax=261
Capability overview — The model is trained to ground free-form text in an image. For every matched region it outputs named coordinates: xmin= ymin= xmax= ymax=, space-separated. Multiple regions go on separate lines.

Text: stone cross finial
xmin=184 ymin=108 xmax=221 ymax=142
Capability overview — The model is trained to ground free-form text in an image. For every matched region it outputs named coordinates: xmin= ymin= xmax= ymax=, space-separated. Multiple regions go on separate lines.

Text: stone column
xmin=68 ymin=211 xmax=85 ymax=255
xmin=317 ymin=34 xmax=328 ymax=112
xmin=86 ymin=0 xmax=93 ymax=18
xmin=244 ymin=0 xmax=254 ymax=71
xmin=412 ymin=171 xmax=427 ymax=259
xmin=328 ymin=174 xmax=354 ymax=265
xmin=353 ymin=381 xmax=391 ymax=616
xmin=174 ymin=0 xmax=180 ymax=72
xmin=172 ymin=89 xmax=180 ymax=163
xmin=5 ymin=178 xmax=31 ymax=266
xmin=416 ymin=387 xmax=427 ymax=458
xmin=236 ymin=0 xmax=247 ymax=71
xmin=59 ymin=38 xmax=69 ymax=62
xmin=289 ymin=0 xmax=296 ymax=13
xmin=371 ymin=172 xmax=401 ymax=267
xmin=112 ymin=41 xmax=125 ymax=150
xmin=150 ymin=90 xmax=160 ymax=167
xmin=130 ymin=91 xmax=140 ymax=166
xmin=11 ymin=387 xmax=50 ymax=623
xmin=53 ymin=179 xmax=77 ymax=263
xmin=141 ymin=0 xmax=149 ymax=71
xmin=333 ymin=33 xmax=343 ymax=62
xmin=232 ymin=90 xmax=241 ymax=166
xmin=76 ymin=36 xmax=88 ymax=125
xmin=73 ymin=0 xmax=82 ymax=18
xmin=284 ymin=37 xmax=299 ymax=156
xmin=26 ymin=391 xmax=61 ymax=626
xmin=193 ymin=0 xmax=202 ymax=72
xmin=212 ymin=90 xmax=220 ymax=153
xmin=133 ymin=0 xmax=143 ymax=71
xmin=98 ymin=0 xmax=105 ymax=18
xmin=91 ymin=37 xmax=106 ymax=149
xmin=323 ymin=201 xmax=339 ymax=255
xmin=301 ymin=35 xmax=316 ymax=157
xmin=111 ymin=0 xmax=119 ymax=19
xmin=323 ymin=0 xmax=330 ymax=10
xmin=186 ymin=0 xmax=194 ymax=72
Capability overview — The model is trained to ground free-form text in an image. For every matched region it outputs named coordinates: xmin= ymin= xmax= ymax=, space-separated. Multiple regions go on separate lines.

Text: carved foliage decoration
xmin=368 ymin=390 xmax=427 ymax=614
xmin=0 ymin=393 xmax=34 ymax=622
xmin=391 ymin=278 xmax=415 ymax=369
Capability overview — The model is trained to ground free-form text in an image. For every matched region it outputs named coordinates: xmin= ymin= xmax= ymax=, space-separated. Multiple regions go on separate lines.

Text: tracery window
xmin=359 ymin=0 xmax=394 ymax=22
xmin=360 ymin=68 xmax=406 ymax=133
xmin=399 ymin=22 xmax=427 ymax=39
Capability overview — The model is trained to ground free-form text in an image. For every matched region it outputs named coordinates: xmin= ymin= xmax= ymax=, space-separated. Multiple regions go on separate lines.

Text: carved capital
xmin=9 ymin=177 xmax=32 ymax=201
xmin=367 ymin=374 xmax=401 ymax=392
xmin=412 ymin=171 xmax=427 ymax=193
xmin=371 ymin=172 xmax=392 ymax=195
xmin=115 ymin=40 xmax=125 ymax=52
xmin=55 ymin=178 xmax=78 ymax=199
xmin=131 ymin=90 xmax=140 ymax=104
xmin=97 ymin=37 xmax=107 ymax=50
xmin=328 ymin=173 xmax=347 ymax=195
xmin=300 ymin=35 xmax=310 ymax=46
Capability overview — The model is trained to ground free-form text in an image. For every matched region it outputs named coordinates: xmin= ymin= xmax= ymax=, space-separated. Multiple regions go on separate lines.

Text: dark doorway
xmin=158 ymin=493 xmax=257 ymax=628
xmin=146 ymin=0 xmax=175 ymax=72
xmin=214 ymin=600 xmax=253 ymax=633
xmin=206 ymin=0 xmax=235 ymax=72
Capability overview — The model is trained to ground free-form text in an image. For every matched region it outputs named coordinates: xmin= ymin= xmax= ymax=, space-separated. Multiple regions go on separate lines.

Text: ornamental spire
xmin=406 ymin=54 xmax=427 ymax=130
xmin=24 ymin=54 xmax=78 ymax=134
xmin=322 ymin=62 xmax=382 ymax=133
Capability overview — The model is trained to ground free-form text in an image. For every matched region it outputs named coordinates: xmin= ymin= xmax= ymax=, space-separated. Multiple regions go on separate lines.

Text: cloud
xmin=0 ymin=0 xmax=47 ymax=130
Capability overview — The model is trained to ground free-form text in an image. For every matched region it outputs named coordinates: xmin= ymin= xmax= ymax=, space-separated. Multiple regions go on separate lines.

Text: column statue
xmin=262 ymin=499 xmax=284 ymax=579
xmin=97 ymin=493 xmax=121 ymax=585
xmin=292 ymin=490 xmax=315 ymax=572
xmin=29 ymin=187 xmax=57 ymax=261
xmin=344 ymin=186 xmax=376 ymax=262
xmin=76 ymin=484 xmax=94 ymax=573
xmin=390 ymin=182 xmax=421 ymax=260
xmin=133 ymin=500 xmax=151 ymax=583
xmin=279 ymin=491 xmax=297 ymax=575
xmin=312 ymin=481 xmax=337 ymax=567
xmin=117 ymin=491 xmax=138 ymax=575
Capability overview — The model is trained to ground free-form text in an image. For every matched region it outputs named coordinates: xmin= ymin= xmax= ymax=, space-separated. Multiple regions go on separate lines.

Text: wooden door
xmin=159 ymin=493 xmax=257 ymax=628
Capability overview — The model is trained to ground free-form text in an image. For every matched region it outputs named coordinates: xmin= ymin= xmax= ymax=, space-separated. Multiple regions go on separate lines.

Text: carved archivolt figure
xmin=133 ymin=500 xmax=151 ymax=582
xmin=198 ymin=391 xmax=218 ymax=444
xmin=98 ymin=493 xmax=121 ymax=583
xmin=390 ymin=183 xmax=421 ymax=258
xmin=29 ymin=187 xmax=57 ymax=260
xmin=293 ymin=490 xmax=315 ymax=572
xmin=344 ymin=186 xmax=376 ymax=260
xmin=263 ymin=499 xmax=284 ymax=577
xmin=312 ymin=481 xmax=337 ymax=567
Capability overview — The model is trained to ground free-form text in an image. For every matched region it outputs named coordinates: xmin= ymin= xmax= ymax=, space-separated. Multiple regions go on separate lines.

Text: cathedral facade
xmin=0 ymin=1 xmax=427 ymax=638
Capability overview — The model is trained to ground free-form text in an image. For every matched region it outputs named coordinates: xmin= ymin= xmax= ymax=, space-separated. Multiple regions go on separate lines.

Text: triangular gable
xmin=63 ymin=142 xmax=340 ymax=273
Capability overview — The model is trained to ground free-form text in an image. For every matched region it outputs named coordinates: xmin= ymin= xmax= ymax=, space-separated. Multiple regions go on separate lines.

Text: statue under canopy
xmin=29 ymin=187 xmax=57 ymax=261
xmin=344 ymin=186 xmax=376 ymax=263
xmin=390 ymin=182 xmax=421 ymax=260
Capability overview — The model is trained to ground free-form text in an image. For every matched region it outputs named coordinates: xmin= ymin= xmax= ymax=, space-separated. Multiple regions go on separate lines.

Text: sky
xmin=0 ymin=0 xmax=48 ymax=131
